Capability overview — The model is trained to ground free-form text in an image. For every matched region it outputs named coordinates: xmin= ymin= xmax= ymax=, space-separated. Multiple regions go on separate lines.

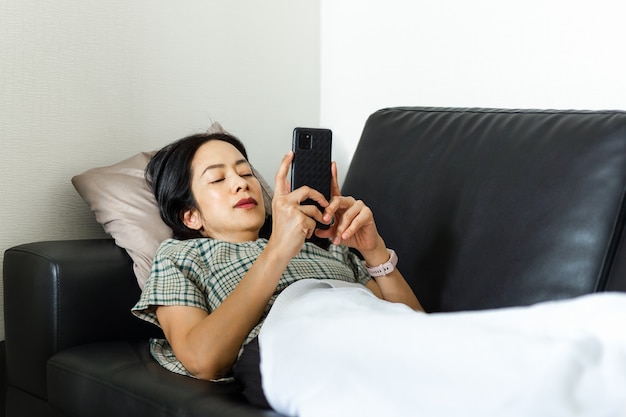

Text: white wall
xmin=321 ymin=0 xmax=626 ymax=181
xmin=0 ymin=0 xmax=320 ymax=339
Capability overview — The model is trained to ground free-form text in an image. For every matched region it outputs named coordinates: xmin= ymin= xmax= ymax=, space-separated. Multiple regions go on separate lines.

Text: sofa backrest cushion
xmin=342 ymin=107 xmax=626 ymax=312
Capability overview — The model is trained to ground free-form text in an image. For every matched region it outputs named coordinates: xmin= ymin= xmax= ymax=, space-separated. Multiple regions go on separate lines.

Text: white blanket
xmin=259 ymin=279 xmax=626 ymax=417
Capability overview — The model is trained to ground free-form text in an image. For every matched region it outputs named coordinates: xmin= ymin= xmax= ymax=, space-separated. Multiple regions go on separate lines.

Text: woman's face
xmin=183 ymin=140 xmax=266 ymax=242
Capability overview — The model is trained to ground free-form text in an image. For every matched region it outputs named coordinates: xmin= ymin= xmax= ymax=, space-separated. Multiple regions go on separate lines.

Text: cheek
xmin=251 ymin=179 xmax=264 ymax=196
xmin=196 ymin=190 xmax=224 ymax=214
xmin=190 ymin=184 xmax=221 ymax=215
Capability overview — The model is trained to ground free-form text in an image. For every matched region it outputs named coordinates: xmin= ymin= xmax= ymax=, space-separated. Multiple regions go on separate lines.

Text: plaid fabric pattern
xmin=132 ymin=238 xmax=371 ymax=378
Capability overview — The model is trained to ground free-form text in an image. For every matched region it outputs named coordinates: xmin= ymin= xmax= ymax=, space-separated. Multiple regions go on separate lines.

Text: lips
xmin=234 ymin=197 xmax=257 ymax=209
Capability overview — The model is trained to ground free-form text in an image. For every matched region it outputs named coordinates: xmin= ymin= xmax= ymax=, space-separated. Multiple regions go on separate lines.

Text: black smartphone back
xmin=291 ymin=127 xmax=332 ymax=228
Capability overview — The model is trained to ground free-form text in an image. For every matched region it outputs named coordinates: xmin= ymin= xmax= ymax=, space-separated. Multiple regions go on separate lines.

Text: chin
xmin=241 ymin=218 xmax=266 ymax=235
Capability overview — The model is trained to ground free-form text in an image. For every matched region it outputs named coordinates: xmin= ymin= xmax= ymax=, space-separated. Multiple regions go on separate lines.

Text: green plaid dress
xmin=132 ymin=238 xmax=371 ymax=378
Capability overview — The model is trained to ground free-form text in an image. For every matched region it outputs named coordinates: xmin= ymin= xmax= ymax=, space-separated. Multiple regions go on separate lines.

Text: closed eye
xmin=208 ymin=173 xmax=251 ymax=184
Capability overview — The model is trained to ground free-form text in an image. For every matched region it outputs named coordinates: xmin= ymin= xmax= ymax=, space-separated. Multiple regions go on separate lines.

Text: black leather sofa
xmin=4 ymin=107 xmax=626 ymax=417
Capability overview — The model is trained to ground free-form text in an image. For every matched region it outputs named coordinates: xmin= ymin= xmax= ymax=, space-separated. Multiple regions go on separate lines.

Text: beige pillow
xmin=72 ymin=126 xmax=273 ymax=289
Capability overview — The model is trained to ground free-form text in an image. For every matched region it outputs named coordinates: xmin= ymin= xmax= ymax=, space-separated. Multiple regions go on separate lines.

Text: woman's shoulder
xmin=156 ymin=237 xmax=266 ymax=259
xmin=150 ymin=238 xmax=220 ymax=282
xmin=155 ymin=237 xmax=216 ymax=259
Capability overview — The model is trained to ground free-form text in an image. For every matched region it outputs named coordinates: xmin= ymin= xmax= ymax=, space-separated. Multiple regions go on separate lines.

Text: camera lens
xmin=298 ymin=133 xmax=312 ymax=150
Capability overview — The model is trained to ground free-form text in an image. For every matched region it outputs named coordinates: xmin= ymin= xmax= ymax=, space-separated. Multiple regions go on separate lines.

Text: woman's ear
xmin=182 ymin=208 xmax=203 ymax=231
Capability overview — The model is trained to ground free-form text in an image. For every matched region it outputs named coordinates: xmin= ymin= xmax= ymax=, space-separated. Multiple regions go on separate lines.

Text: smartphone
xmin=291 ymin=127 xmax=333 ymax=229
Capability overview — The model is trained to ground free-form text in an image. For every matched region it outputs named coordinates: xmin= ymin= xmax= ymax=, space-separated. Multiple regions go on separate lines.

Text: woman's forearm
xmin=368 ymin=270 xmax=424 ymax=312
xmin=157 ymin=245 xmax=291 ymax=380
xmin=361 ymin=241 xmax=424 ymax=312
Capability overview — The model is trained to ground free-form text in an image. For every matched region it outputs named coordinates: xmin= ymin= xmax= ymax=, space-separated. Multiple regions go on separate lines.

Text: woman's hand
xmin=315 ymin=162 xmax=385 ymax=255
xmin=269 ymin=151 xmax=330 ymax=259
xmin=314 ymin=162 xmax=423 ymax=311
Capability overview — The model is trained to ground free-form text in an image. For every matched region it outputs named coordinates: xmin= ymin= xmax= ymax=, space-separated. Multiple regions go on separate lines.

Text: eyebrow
xmin=200 ymin=159 xmax=250 ymax=177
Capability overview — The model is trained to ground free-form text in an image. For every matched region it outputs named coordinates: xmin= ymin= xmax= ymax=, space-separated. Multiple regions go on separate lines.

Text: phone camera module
xmin=298 ymin=133 xmax=313 ymax=150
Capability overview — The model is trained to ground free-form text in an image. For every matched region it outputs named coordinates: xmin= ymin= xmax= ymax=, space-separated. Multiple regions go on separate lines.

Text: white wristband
xmin=365 ymin=249 xmax=398 ymax=277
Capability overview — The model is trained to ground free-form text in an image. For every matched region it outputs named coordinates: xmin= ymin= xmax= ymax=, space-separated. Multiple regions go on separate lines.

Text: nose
xmin=233 ymin=175 xmax=250 ymax=193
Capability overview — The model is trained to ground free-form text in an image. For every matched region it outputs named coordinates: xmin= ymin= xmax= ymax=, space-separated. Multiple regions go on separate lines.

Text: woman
xmin=132 ymin=131 xmax=422 ymax=383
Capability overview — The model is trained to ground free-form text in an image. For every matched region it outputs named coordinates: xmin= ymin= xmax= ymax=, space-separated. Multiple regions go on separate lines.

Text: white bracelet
xmin=365 ymin=249 xmax=398 ymax=277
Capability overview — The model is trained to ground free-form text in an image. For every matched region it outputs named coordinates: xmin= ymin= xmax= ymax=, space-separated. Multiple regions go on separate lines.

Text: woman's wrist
xmin=365 ymin=249 xmax=398 ymax=277
xmin=261 ymin=239 xmax=295 ymax=272
xmin=360 ymin=238 xmax=389 ymax=266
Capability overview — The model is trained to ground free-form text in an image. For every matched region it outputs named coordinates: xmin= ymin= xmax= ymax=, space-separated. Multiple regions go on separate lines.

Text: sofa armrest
xmin=3 ymin=239 xmax=160 ymax=401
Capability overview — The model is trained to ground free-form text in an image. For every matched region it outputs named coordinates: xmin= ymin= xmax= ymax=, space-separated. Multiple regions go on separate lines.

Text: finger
xmin=273 ymin=151 xmax=294 ymax=196
xmin=330 ymin=161 xmax=341 ymax=197
xmin=314 ymin=223 xmax=335 ymax=239
xmin=295 ymin=213 xmax=317 ymax=240
xmin=322 ymin=195 xmax=353 ymax=224
xmin=299 ymin=203 xmax=326 ymax=224
xmin=290 ymin=185 xmax=330 ymax=209
xmin=334 ymin=200 xmax=369 ymax=240
xmin=318 ymin=163 xmax=342 ymax=224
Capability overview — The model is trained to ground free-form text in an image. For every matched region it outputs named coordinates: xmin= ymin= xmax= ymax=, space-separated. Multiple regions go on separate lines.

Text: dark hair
xmin=146 ymin=132 xmax=249 ymax=240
